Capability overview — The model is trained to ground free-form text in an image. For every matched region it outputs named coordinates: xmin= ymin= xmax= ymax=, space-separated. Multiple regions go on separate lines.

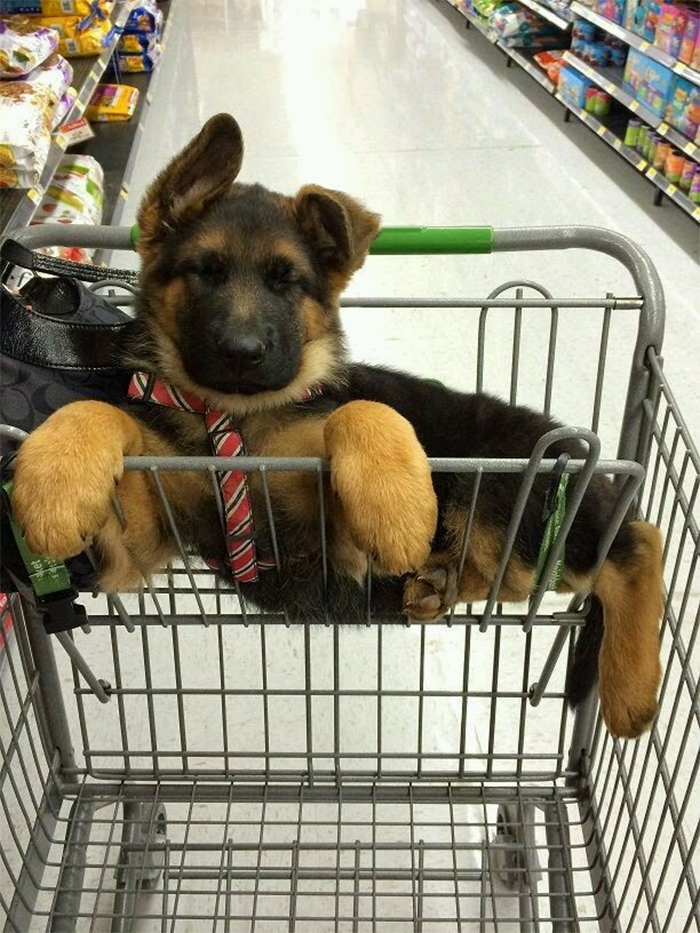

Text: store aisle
xmin=124 ymin=0 xmax=698 ymax=437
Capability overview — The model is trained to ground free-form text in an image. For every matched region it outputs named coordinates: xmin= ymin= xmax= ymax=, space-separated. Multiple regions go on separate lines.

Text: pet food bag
xmin=0 ymin=0 xmax=113 ymax=15
xmin=33 ymin=152 xmax=104 ymax=227
xmin=118 ymin=30 xmax=160 ymax=54
xmin=86 ymin=82 xmax=139 ymax=121
xmin=0 ymin=18 xmax=58 ymax=77
xmin=117 ymin=41 xmax=161 ymax=72
xmin=123 ymin=0 xmax=162 ymax=35
xmin=51 ymin=84 xmax=76 ymax=127
xmin=24 ymin=51 xmax=72 ymax=101
xmin=22 ymin=12 xmax=113 ymax=57
xmin=0 ymin=81 xmax=54 ymax=188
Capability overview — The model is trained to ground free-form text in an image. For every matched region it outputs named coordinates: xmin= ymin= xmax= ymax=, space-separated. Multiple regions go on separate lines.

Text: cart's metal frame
xmin=0 ymin=224 xmax=697 ymax=932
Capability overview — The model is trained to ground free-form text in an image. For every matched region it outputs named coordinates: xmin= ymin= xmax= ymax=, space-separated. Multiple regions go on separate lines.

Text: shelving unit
xmin=515 ymin=0 xmax=573 ymax=30
xmin=570 ymin=1 xmax=700 ymax=85
xmin=0 ymin=0 xmax=131 ymax=237
xmin=76 ymin=0 xmax=172 ymax=230
xmin=555 ymin=92 xmax=700 ymax=219
xmin=563 ymin=51 xmax=700 ymax=159
xmin=440 ymin=0 xmax=700 ymax=223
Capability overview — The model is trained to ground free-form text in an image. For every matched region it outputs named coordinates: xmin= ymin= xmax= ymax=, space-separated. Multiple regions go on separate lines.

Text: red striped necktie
xmin=128 ymin=371 xmax=279 ymax=583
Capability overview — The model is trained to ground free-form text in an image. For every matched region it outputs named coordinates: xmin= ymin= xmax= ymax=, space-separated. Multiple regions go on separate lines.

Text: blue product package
xmin=559 ymin=65 xmax=593 ymax=108
xmin=623 ymin=47 xmax=674 ymax=116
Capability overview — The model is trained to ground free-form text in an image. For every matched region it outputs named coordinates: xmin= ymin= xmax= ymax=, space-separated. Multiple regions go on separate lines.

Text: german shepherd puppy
xmin=11 ymin=114 xmax=663 ymax=739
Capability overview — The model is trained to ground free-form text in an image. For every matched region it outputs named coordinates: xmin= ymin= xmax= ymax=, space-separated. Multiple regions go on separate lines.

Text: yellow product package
xmin=1 ymin=1 xmax=113 ymax=15
xmin=85 ymin=82 xmax=139 ymax=122
xmin=28 ymin=13 xmax=112 ymax=57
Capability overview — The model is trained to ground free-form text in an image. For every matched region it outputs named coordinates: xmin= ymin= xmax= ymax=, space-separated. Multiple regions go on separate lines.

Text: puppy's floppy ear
xmin=294 ymin=185 xmax=381 ymax=287
xmin=137 ymin=113 xmax=244 ymax=260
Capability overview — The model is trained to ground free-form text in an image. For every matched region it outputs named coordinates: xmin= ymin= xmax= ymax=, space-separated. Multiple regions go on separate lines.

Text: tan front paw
xmin=12 ymin=415 xmax=125 ymax=561
xmin=403 ymin=565 xmax=458 ymax=622
xmin=326 ymin=401 xmax=438 ymax=575
xmin=599 ymin=655 xmax=661 ymax=739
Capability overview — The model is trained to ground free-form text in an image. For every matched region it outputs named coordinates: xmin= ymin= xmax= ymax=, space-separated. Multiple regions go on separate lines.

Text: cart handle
xmin=128 ymin=224 xmax=496 ymax=255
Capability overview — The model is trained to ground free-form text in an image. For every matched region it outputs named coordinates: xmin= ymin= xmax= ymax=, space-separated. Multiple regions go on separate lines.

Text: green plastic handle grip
xmin=130 ymin=223 xmax=494 ymax=255
xmin=370 ymin=226 xmax=494 ymax=254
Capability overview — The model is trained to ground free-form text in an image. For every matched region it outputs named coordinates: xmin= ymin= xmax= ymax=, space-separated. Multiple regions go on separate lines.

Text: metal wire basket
xmin=0 ymin=224 xmax=697 ymax=932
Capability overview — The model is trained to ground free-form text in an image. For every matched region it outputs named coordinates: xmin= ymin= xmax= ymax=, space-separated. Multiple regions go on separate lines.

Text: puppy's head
xmin=135 ymin=114 xmax=380 ymax=412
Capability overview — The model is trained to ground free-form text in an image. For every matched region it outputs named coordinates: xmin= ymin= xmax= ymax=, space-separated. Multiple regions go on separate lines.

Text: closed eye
xmin=181 ymin=251 xmax=229 ymax=284
xmin=264 ymin=256 xmax=303 ymax=294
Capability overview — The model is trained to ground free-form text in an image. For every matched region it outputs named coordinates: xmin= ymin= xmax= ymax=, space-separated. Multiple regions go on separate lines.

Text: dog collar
xmin=127 ymin=371 xmax=323 ymax=584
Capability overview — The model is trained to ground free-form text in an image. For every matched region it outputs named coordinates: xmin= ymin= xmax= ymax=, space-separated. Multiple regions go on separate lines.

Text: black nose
xmin=219 ymin=333 xmax=266 ymax=371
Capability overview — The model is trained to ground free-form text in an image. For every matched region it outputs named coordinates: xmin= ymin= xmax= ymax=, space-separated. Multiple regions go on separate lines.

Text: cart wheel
xmin=138 ymin=804 xmax=167 ymax=891
xmin=115 ymin=802 xmax=168 ymax=892
xmin=491 ymin=803 xmax=542 ymax=892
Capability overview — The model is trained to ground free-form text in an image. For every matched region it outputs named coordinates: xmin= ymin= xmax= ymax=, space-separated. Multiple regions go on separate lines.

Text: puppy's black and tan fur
xmin=11 ymin=115 xmax=663 ymax=740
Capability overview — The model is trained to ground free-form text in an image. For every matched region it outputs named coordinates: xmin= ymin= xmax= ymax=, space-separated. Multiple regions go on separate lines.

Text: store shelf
xmin=571 ymin=2 xmax=700 ymax=85
xmin=563 ymin=51 xmax=700 ymax=161
xmin=555 ymin=92 xmax=700 ymax=220
xmin=563 ymin=52 xmax=661 ymax=123
xmin=437 ymin=0 xmax=699 ymax=223
xmin=504 ymin=46 xmax=556 ymax=91
xmin=515 ymin=0 xmax=573 ymax=30
xmin=0 ymin=0 xmax=131 ymax=237
xmin=77 ymin=0 xmax=173 ymax=232
xmin=448 ymin=0 xmax=496 ymax=41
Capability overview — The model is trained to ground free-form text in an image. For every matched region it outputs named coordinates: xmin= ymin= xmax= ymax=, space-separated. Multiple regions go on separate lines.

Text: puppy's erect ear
xmin=137 ymin=113 xmax=244 ymax=260
xmin=294 ymin=185 xmax=381 ymax=288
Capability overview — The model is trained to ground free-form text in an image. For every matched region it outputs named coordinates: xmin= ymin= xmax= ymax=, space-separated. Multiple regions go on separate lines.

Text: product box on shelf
xmin=559 ymin=63 xmax=593 ymax=107
xmin=630 ymin=0 xmax=662 ymax=40
xmin=623 ymin=47 xmax=674 ymax=115
xmin=623 ymin=0 xmax=644 ymax=31
xmin=678 ymin=10 xmax=699 ymax=63
xmin=654 ymin=3 xmax=691 ymax=58
xmin=594 ymin=0 xmax=625 ymax=24
xmin=665 ymin=74 xmax=700 ymax=139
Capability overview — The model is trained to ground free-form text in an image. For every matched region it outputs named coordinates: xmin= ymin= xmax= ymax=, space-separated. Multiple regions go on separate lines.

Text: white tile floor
xmin=2 ymin=1 xmax=698 ymax=930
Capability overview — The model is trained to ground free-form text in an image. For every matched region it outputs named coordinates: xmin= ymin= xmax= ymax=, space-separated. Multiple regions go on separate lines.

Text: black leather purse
xmin=0 ymin=240 xmax=137 ymax=625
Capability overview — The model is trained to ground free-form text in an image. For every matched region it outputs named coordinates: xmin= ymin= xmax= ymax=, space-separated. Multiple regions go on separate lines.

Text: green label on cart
xmin=2 ymin=481 xmax=72 ymax=598
xmin=535 ymin=472 xmax=569 ymax=592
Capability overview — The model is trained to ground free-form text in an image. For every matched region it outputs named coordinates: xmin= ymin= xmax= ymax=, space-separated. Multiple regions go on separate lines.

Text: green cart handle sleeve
xmin=370 ymin=226 xmax=494 ymax=254
xmin=129 ymin=224 xmax=494 ymax=255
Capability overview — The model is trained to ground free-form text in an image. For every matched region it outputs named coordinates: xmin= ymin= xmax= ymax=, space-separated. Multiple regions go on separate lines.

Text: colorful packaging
xmin=631 ymin=0 xmax=662 ymax=40
xmin=679 ymin=158 xmax=696 ymax=188
xmin=665 ymin=149 xmax=685 ymax=180
xmin=637 ymin=123 xmax=650 ymax=153
xmin=0 ymin=18 xmax=58 ymax=77
xmin=583 ymin=41 xmax=611 ymax=65
xmin=664 ymin=74 xmax=700 ymax=139
xmin=85 ymin=82 xmax=139 ymax=121
xmin=123 ymin=0 xmax=162 ymax=35
xmin=24 ymin=52 xmax=72 ymax=102
xmin=679 ymin=11 xmax=699 ymax=63
xmin=118 ymin=31 xmax=159 ymax=54
xmin=623 ymin=47 xmax=674 ymax=116
xmin=594 ymin=90 xmax=613 ymax=115
xmin=34 ymin=152 xmax=104 ymax=225
xmin=21 ymin=13 xmax=113 ymax=57
xmin=51 ymin=84 xmax=76 ymax=127
xmin=0 ymin=0 xmax=112 ymax=14
xmin=653 ymin=3 xmax=691 ymax=58
xmin=116 ymin=41 xmax=162 ymax=72
xmin=690 ymin=169 xmax=700 ymax=201
xmin=558 ymin=64 xmax=593 ymax=108
xmin=624 ymin=117 xmax=642 ymax=146
xmin=593 ymin=0 xmax=625 ymax=23
xmin=624 ymin=0 xmax=644 ymax=31
xmin=653 ymin=140 xmax=672 ymax=168
xmin=0 ymin=81 xmax=53 ymax=187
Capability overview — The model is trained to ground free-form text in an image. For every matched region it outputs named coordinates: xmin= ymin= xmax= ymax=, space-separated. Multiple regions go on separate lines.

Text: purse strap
xmin=1 ymin=238 xmax=139 ymax=286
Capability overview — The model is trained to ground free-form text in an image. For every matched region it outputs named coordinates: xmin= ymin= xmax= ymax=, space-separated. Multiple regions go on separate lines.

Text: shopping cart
xmin=0 ymin=223 xmax=697 ymax=933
